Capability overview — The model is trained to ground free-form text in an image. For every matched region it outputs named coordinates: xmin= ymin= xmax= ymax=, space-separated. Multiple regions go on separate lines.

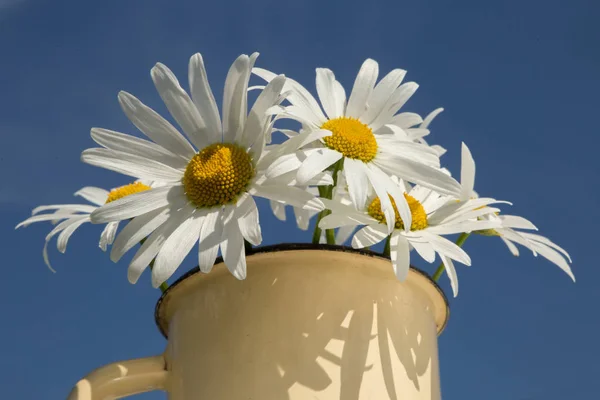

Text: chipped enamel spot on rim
xmin=183 ymin=143 xmax=255 ymax=208
xmin=322 ymin=117 xmax=377 ymax=162
xmin=106 ymin=182 xmax=151 ymax=204
xmin=368 ymin=194 xmax=428 ymax=231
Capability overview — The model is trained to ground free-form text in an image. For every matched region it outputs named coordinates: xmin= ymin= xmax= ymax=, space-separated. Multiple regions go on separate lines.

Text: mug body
xmin=156 ymin=245 xmax=449 ymax=400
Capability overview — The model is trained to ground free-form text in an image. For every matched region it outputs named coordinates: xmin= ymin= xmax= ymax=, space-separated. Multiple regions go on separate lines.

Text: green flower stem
xmin=312 ymin=186 xmax=329 ymax=244
xmin=432 ymin=232 xmax=471 ymax=282
xmin=383 ymin=235 xmax=391 ymax=257
xmin=312 ymin=159 xmax=344 ymax=245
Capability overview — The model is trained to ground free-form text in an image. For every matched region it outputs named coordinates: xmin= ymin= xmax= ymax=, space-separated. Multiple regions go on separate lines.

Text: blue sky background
xmin=1 ymin=0 xmax=598 ymax=398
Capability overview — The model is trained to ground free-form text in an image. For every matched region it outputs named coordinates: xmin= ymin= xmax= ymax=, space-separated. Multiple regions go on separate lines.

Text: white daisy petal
xmin=265 ymin=152 xmax=304 ymax=179
xmin=408 ymin=185 xmax=433 ymax=204
xmin=244 ymin=75 xmax=286 ymax=148
xmin=407 ymin=238 xmax=436 ymax=263
xmin=390 ymin=233 xmax=410 ymax=281
xmin=91 ymin=185 xmax=182 ymax=224
xmin=99 ymin=221 xmax=119 ymax=251
xmin=258 ymin=130 xmax=331 ymax=174
xmin=370 ymin=82 xmax=419 ymax=131
xmin=440 ymin=254 xmax=459 ymax=297
xmin=110 ymin=206 xmax=172 ymax=262
xmin=252 ymin=68 xmax=327 ymax=125
xmin=303 ymin=172 xmax=334 ymax=186
xmin=351 ymin=224 xmax=388 ymax=248
xmin=316 ymin=68 xmax=341 ymax=119
xmin=383 ymin=170 xmax=413 ymax=233
xmin=118 ymin=91 xmax=196 ymax=159
xmin=293 ymin=207 xmax=314 ymax=231
xmin=406 ymin=128 xmax=431 ymax=141
xmin=460 ymin=142 xmax=476 ymax=201
xmin=152 ymin=209 xmax=206 ymax=288
xmin=41 ymin=216 xmax=89 ymax=271
xmin=389 ymin=112 xmax=423 ymax=129
xmin=270 ymin=200 xmax=286 ymax=221
xmin=188 ymin=53 xmax=221 ymax=143
xmin=223 ymin=54 xmax=251 ymax=142
xmin=344 ymin=159 xmax=369 ymax=209
xmin=236 ymin=193 xmax=262 ymax=246
xmin=127 ymin=205 xmax=195 ymax=284
xmin=91 ymin=128 xmax=187 ymax=170
xmin=421 ymin=108 xmax=444 ymax=129
xmin=439 ymin=206 xmax=501 ymax=225
xmin=198 ymin=208 xmax=223 ymax=273
xmin=57 ymin=216 xmax=91 ymax=253
xmin=498 ymin=229 xmax=538 ymax=255
xmin=16 ymin=212 xmax=79 ymax=229
xmin=374 ymin=153 xmax=461 ymax=197
xmin=249 ymin=119 xmax=270 ymax=161
xmin=501 ymin=237 xmax=520 ymax=256
xmin=530 ymin=240 xmax=575 ymax=281
xmin=31 ymin=204 xmax=97 ymax=216
xmin=296 ymin=149 xmax=342 ymax=184
xmin=42 ymin=241 xmax=56 ymax=273
xmin=221 ymin=207 xmax=247 ymax=280
xmin=376 ymin=139 xmax=441 ymax=167
xmin=81 ymin=148 xmax=183 ymax=182
xmin=346 ymin=59 xmax=379 ymax=118
xmin=378 ymin=124 xmax=409 ymax=140
xmin=518 ymin=232 xmax=571 ymax=261
xmin=151 ymin=62 xmax=208 ymax=150
xmin=364 ymin=165 xmax=396 ymax=232
xmin=361 ymin=68 xmax=406 ymax=124
xmin=332 ymin=80 xmax=347 ymax=116
xmin=500 ymin=215 xmax=538 ymax=230
xmin=251 ymin=185 xmax=325 ymax=212
xmin=428 ymin=198 xmax=511 ymax=225
xmin=430 ymin=145 xmax=447 ymax=157
xmin=421 ymin=232 xmax=471 ymax=265
xmin=319 ymin=213 xmax=374 ymax=229
xmin=426 ymin=219 xmax=500 ymax=235
xmin=74 ymin=187 xmax=109 ymax=206
xmin=335 ymin=225 xmax=356 ymax=245
xmin=277 ymin=106 xmax=324 ymax=128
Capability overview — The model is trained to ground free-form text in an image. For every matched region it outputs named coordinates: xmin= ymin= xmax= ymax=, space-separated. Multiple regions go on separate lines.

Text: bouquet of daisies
xmin=16 ymin=53 xmax=574 ymax=297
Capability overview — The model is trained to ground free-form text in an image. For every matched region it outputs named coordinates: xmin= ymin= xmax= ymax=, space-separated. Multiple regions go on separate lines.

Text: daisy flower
xmin=82 ymin=53 xmax=324 ymax=288
xmin=15 ymin=183 xmax=151 ymax=271
xmin=254 ymin=59 xmax=461 ymax=233
xmin=319 ymin=178 xmax=504 ymax=296
xmin=459 ymin=143 xmax=574 ymax=281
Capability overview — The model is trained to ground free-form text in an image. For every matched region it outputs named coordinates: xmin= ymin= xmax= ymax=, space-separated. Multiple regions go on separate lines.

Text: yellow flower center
xmin=322 ymin=117 xmax=377 ymax=162
xmin=183 ymin=143 xmax=254 ymax=208
xmin=106 ymin=182 xmax=151 ymax=204
xmin=367 ymin=194 xmax=428 ymax=231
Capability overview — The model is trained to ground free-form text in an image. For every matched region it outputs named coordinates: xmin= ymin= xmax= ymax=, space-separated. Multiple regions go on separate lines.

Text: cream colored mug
xmin=67 ymin=245 xmax=449 ymax=400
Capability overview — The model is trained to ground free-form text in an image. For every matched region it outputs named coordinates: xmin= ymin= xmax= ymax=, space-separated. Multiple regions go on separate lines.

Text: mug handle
xmin=66 ymin=355 xmax=168 ymax=399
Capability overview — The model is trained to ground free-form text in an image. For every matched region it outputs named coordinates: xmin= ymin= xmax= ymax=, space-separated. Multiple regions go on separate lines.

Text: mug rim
xmin=154 ymin=243 xmax=450 ymax=338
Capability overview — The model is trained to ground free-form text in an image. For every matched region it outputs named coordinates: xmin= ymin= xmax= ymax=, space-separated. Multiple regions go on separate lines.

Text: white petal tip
xmin=152 ymin=280 xmax=164 ymax=289
xmin=199 ymin=265 xmax=214 ymax=274
xmin=233 ymin=271 xmax=246 ymax=280
xmin=127 ymin=272 xmax=140 ymax=285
